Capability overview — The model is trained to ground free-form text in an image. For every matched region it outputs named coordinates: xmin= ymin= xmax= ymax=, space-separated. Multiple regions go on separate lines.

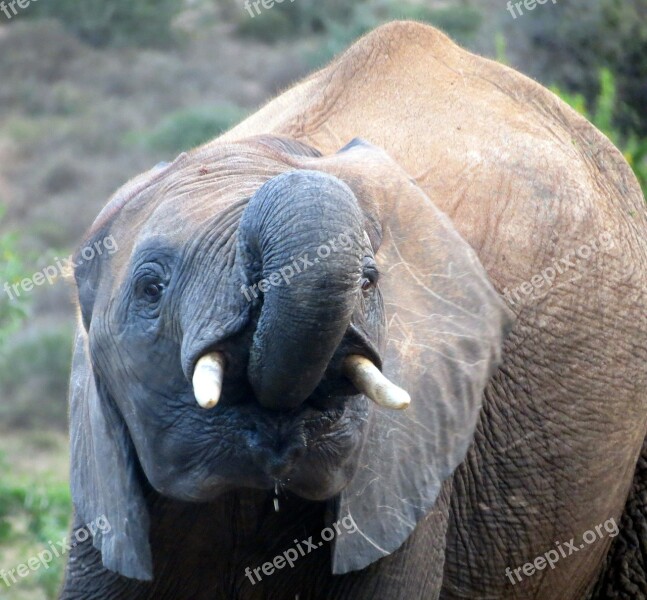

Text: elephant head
xmin=69 ymin=135 xmax=512 ymax=580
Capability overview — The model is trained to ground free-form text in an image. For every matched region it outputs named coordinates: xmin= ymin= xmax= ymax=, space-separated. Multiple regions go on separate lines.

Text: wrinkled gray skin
xmin=61 ymin=22 xmax=647 ymax=600
xmin=61 ymin=137 xmax=512 ymax=599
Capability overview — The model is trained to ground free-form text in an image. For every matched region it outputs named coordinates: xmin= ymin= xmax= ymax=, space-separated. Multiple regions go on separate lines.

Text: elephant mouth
xmin=256 ymin=400 xmax=364 ymax=471
xmin=219 ymin=384 xmax=371 ymax=501
xmin=144 ymin=383 xmax=371 ymax=504
xmin=186 ymin=351 xmax=410 ymax=498
xmin=165 ymin=338 xmax=409 ymax=502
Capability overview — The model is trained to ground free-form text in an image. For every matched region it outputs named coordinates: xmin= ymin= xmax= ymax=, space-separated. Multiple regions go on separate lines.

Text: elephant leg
xmin=588 ymin=436 xmax=647 ymax=599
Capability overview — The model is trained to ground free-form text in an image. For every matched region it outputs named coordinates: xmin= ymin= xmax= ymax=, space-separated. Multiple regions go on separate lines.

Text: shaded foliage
xmin=128 ymin=104 xmax=248 ymax=156
xmin=20 ymin=0 xmax=182 ymax=48
xmin=552 ymin=69 xmax=647 ymax=196
xmin=237 ymin=0 xmax=482 ymax=52
xmin=0 ymin=206 xmax=29 ymax=355
xmin=0 ymin=452 xmax=71 ymax=599
xmin=513 ymin=0 xmax=647 ymax=136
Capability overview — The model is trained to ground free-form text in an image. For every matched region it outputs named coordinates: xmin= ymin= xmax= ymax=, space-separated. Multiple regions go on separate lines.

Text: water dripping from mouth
xmin=274 ymin=481 xmax=280 ymax=512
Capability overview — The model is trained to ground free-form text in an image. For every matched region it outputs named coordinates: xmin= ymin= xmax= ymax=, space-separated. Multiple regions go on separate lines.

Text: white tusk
xmin=192 ymin=352 xmax=226 ymax=409
xmin=342 ymin=355 xmax=411 ymax=410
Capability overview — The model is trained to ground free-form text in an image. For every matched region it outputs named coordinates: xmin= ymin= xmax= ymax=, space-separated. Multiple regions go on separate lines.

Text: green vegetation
xmin=0 ymin=325 xmax=73 ymax=430
xmin=552 ymin=69 xmax=647 ymax=196
xmin=514 ymin=0 xmax=647 ymax=137
xmin=237 ymin=0 xmax=353 ymax=43
xmin=132 ymin=104 xmax=248 ymax=156
xmin=0 ymin=212 xmax=71 ymax=599
xmin=0 ymin=207 xmax=29 ymax=352
xmin=305 ymin=2 xmax=482 ymax=68
xmin=496 ymin=35 xmax=646 ymax=198
xmin=237 ymin=8 xmax=296 ymax=44
xmin=0 ymin=208 xmax=73 ymax=430
xmin=24 ymin=0 xmax=182 ymax=48
xmin=236 ymin=0 xmax=482 ymax=57
xmin=0 ymin=444 xmax=71 ymax=599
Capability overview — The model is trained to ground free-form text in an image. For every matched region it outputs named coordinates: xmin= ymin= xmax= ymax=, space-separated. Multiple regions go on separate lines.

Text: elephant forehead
xmin=108 ymin=173 xmax=271 ymax=256
xmin=86 ymin=136 xmax=351 ymax=291
xmin=128 ymin=158 xmax=300 ymax=240
xmin=136 ymin=193 xmax=241 ymax=241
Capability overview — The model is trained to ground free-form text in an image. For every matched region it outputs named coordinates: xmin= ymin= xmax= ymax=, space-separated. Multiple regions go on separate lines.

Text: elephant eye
xmin=135 ymin=271 xmax=167 ymax=305
xmin=143 ymin=281 xmax=164 ymax=301
xmin=130 ymin=255 xmax=174 ymax=316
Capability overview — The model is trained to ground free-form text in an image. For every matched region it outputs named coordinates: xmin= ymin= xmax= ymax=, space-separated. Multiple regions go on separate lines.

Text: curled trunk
xmin=238 ymin=170 xmax=364 ymax=410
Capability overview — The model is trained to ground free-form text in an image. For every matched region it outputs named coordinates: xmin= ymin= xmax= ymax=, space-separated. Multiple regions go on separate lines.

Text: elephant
xmin=60 ymin=21 xmax=647 ymax=600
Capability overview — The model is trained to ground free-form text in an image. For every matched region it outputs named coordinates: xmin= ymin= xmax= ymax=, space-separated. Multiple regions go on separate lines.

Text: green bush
xmin=390 ymin=4 xmax=482 ymax=45
xmin=552 ymin=69 xmax=647 ymax=197
xmin=305 ymin=1 xmax=483 ymax=69
xmin=305 ymin=4 xmax=382 ymax=68
xmin=133 ymin=104 xmax=248 ymax=156
xmin=237 ymin=7 xmax=294 ymax=44
xmin=0 ymin=452 xmax=71 ymax=599
xmin=22 ymin=0 xmax=182 ymax=48
xmin=0 ymin=325 xmax=73 ymax=430
xmin=236 ymin=0 xmax=353 ymax=43
xmin=236 ymin=0 xmax=482 ymax=50
xmin=0 ymin=207 xmax=73 ymax=429
xmin=0 ymin=219 xmax=71 ymax=590
xmin=512 ymin=0 xmax=647 ymax=137
xmin=0 ymin=207 xmax=29 ymax=354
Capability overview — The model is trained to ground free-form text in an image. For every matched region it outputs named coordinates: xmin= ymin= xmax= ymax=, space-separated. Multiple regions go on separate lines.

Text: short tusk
xmin=342 ymin=355 xmax=411 ymax=410
xmin=192 ymin=352 xmax=226 ymax=409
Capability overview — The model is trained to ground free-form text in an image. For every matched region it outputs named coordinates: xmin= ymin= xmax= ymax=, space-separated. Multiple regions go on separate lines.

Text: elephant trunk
xmin=238 ymin=170 xmax=364 ymax=411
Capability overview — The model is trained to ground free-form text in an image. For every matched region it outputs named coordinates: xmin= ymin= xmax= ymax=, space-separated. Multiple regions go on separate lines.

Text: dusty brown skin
xmin=62 ymin=22 xmax=647 ymax=600
xmin=219 ymin=22 xmax=647 ymax=597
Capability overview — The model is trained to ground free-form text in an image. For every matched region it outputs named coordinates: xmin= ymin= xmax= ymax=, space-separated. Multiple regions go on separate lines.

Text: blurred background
xmin=0 ymin=0 xmax=645 ymax=597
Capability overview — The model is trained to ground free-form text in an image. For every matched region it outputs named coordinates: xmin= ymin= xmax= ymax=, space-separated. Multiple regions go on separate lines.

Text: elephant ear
xmin=305 ymin=140 xmax=513 ymax=573
xmin=69 ymin=327 xmax=152 ymax=580
xmin=67 ymin=158 xmax=185 ymax=580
